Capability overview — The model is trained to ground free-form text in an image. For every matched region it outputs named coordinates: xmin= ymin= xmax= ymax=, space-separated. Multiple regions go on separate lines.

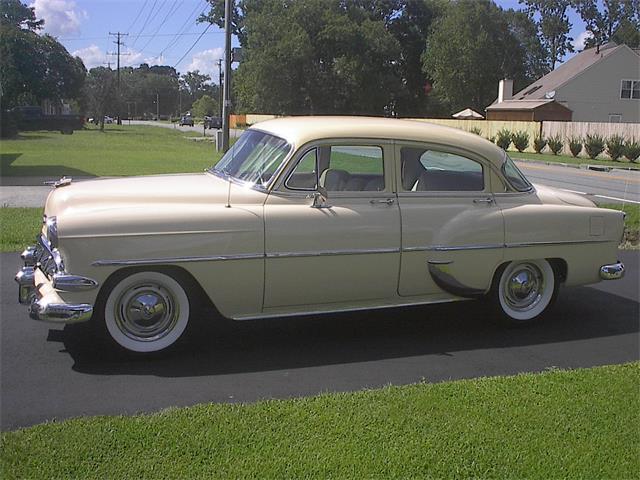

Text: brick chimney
xmin=498 ymin=79 xmax=513 ymax=103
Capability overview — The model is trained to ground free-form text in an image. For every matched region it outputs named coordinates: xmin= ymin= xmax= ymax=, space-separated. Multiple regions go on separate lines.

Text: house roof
xmin=510 ymin=43 xmax=626 ymax=102
xmin=486 ymin=99 xmax=555 ymax=111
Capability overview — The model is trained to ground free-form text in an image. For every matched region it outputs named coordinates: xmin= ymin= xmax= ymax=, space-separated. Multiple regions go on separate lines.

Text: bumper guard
xmin=600 ymin=261 xmax=625 ymax=280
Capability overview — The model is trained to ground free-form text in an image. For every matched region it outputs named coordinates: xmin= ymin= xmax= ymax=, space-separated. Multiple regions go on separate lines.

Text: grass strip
xmin=600 ymin=203 xmax=640 ymax=248
xmin=0 ymin=125 xmax=222 ymax=177
xmin=1 ymin=363 xmax=638 ymax=479
xmin=512 ymin=151 xmax=640 ymax=169
xmin=0 ymin=207 xmax=42 ymax=252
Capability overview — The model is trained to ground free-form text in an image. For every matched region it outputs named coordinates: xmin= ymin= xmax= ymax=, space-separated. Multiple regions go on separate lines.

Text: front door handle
xmin=473 ymin=197 xmax=494 ymax=205
xmin=370 ymin=198 xmax=395 ymax=206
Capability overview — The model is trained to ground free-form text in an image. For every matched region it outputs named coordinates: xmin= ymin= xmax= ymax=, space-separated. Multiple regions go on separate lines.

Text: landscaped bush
xmin=511 ymin=131 xmax=530 ymax=152
xmin=569 ymin=137 xmax=583 ymax=157
xmin=533 ymin=135 xmax=546 ymax=153
xmin=624 ymin=141 xmax=640 ymax=162
xmin=584 ymin=134 xmax=605 ymax=159
xmin=496 ymin=129 xmax=512 ymax=150
xmin=547 ymin=135 xmax=563 ymax=155
xmin=487 ymin=135 xmax=496 ymax=144
xmin=606 ymin=135 xmax=625 ymax=161
xmin=469 ymin=126 xmax=482 ymax=136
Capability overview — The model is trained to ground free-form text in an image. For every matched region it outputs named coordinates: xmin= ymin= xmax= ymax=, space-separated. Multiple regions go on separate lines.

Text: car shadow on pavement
xmin=50 ymin=285 xmax=639 ymax=378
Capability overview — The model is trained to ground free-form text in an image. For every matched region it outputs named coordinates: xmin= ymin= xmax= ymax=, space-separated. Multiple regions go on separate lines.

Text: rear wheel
xmin=490 ymin=259 xmax=558 ymax=325
xmin=103 ymin=271 xmax=191 ymax=353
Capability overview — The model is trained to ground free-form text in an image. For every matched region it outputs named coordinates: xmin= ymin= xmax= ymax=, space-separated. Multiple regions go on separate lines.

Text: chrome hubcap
xmin=115 ymin=283 xmax=179 ymax=342
xmin=504 ymin=264 xmax=544 ymax=312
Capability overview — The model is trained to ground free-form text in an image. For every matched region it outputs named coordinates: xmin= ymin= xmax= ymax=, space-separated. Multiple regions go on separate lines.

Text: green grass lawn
xmin=0 ymin=125 xmax=222 ymax=177
xmin=511 ymin=151 xmax=640 ymax=169
xmin=1 ymin=363 xmax=637 ymax=479
xmin=0 ymin=207 xmax=42 ymax=252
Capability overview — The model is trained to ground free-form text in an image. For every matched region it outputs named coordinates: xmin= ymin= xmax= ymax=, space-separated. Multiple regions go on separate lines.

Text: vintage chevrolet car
xmin=15 ymin=117 xmax=625 ymax=353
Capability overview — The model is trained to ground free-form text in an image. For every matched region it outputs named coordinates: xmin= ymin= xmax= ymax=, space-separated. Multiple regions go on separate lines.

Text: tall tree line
xmin=202 ymin=0 xmax=639 ymax=117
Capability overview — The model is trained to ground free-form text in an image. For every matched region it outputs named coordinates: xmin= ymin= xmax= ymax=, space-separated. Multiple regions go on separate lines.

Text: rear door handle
xmin=370 ymin=198 xmax=395 ymax=205
xmin=473 ymin=197 xmax=494 ymax=204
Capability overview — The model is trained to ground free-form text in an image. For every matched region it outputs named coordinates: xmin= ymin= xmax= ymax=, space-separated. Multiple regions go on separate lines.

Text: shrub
xmin=568 ymin=137 xmax=583 ymax=157
xmin=584 ymin=134 xmax=605 ymax=159
xmin=469 ymin=126 xmax=482 ymax=136
xmin=624 ymin=141 xmax=640 ymax=162
xmin=511 ymin=131 xmax=530 ymax=152
xmin=533 ymin=136 xmax=546 ymax=153
xmin=547 ymin=135 xmax=563 ymax=155
xmin=606 ymin=135 xmax=625 ymax=161
xmin=496 ymin=129 xmax=512 ymax=150
xmin=487 ymin=135 xmax=496 ymax=144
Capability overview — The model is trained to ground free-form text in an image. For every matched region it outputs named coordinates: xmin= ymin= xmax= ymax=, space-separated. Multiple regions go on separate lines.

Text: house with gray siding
xmin=487 ymin=43 xmax=640 ymax=123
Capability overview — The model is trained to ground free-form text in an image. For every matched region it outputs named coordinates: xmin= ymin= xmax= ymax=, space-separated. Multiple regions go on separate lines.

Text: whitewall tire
xmin=103 ymin=271 xmax=190 ymax=353
xmin=494 ymin=259 xmax=557 ymax=324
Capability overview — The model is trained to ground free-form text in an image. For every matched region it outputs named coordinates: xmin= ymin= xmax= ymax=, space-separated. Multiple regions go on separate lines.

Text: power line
xmin=172 ymin=23 xmax=212 ymax=68
xmin=126 ymin=0 xmax=149 ymax=33
xmin=59 ymin=32 xmax=223 ymax=41
xmin=129 ymin=0 xmax=159 ymax=48
xmin=160 ymin=0 xmax=207 ymax=56
xmin=138 ymin=0 xmax=182 ymax=53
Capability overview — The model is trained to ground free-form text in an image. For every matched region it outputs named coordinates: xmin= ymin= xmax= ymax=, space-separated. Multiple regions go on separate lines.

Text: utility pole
xmin=222 ymin=0 xmax=233 ymax=151
xmin=217 ymin=58 xmax=223 ymax=119
xmin=108 ymin=32 xmax=129 ymax=125
xmin=156 ymin=92 xmax=160 ymax=121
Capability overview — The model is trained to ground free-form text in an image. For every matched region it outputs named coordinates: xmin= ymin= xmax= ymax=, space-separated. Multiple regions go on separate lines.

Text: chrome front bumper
xmin=15 ymin=240 xmax=97 ymax=324
xmin=600 ymin=261 xmax=625 ymax=280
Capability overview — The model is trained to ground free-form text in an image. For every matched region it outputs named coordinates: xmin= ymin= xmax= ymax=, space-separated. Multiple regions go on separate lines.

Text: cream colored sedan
xmin=15 ymin=117 xmax=625 ymax=354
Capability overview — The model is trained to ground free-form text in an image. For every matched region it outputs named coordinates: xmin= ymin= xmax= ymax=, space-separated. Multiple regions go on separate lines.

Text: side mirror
xmin=309 ymin=186 xmax=330 ymax=208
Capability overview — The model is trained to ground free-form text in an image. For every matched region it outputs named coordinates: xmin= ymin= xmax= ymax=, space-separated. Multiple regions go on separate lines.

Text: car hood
xmin=45 ymin=172 xmax=233 ymax=215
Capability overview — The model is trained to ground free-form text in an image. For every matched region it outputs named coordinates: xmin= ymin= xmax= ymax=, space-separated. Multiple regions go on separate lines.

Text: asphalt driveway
xmin=1 ymin=251 xmax=638 ymax=431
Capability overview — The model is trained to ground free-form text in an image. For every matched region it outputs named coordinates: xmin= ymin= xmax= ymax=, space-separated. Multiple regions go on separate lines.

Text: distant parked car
xmin=204 ymin=116 xmax=222 ymax=129
xmin=104 ymin=116 xmax=114 ymax=124
xmin=14 ymin=117 xmax=625 ymax=355
xmin=180 ymin=115 xmax=194 ymax=126
xmin=10 ymin=106 xmax=84 ymax=135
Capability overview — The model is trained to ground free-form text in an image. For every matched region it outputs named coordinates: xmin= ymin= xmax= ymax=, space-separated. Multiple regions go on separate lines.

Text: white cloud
xmin=572 ymin=30 xmax=593 ymax=51
xmin=72 ymin=44 xmax=105 ymax=69
xmin=185 ymin=48 xmax=225 ymax=78
xmin=32 ymin=0 xmax=87 ymax=37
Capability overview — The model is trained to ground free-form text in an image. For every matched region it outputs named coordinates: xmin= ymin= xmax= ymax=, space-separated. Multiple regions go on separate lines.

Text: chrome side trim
xmin=404 ymin=239 xmax=611 ymax=252
xmin=93 ymin=248 xmax=400 ymax=266
xmin=92 ymin=253 xmax=264 ymax=267
xmin=266 ymin=248 xmax=400 ymax=258
xmin=404 ymin=244 xmax=502 ymax=252
xmin=505 ymin=239 xmax=610 ymax=248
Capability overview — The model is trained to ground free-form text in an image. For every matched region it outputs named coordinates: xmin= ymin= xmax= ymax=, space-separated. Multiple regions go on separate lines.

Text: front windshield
xmin=502 ymin=153 xmax=533 ymax=192
xmin=210 ymin=130 xmax=291 ymax=187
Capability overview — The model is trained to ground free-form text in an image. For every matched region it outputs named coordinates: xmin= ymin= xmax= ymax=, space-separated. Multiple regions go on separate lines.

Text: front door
xmin=263 ymin=141 xmax=401 ymax=309
xmin=395 ymin=142 xmax=505 ymax=298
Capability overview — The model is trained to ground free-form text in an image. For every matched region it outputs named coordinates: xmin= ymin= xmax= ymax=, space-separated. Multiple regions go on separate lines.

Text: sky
xmin=32 ymin=0 xmax=591 ymax=84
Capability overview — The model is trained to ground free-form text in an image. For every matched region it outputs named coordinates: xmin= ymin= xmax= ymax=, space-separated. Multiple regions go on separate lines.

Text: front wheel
xmin=103 ymin=271 xmax=191 ymax=353
xmin=490 ymin=259 xmax=559 ymax=325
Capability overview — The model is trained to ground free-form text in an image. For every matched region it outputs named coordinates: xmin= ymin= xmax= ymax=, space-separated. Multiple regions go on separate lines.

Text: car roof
xmin=251 ymin=116 xmax=504 ymax=165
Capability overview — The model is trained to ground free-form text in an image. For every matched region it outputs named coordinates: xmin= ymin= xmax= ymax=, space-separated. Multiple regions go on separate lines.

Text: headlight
xmin=45 ymin=216 xmax=58 ymax=247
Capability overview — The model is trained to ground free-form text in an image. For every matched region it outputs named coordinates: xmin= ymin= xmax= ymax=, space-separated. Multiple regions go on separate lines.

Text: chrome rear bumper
xmin=15 ymin=239 xmax=97 ymax=324
xmin=600 ymin=261 xmax=625 ymax=280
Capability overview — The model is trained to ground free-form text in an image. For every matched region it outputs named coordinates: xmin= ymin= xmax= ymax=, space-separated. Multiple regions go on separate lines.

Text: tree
xmin=191 ymin=94 xmax=218 ymax=117
xmin=82 ymin=67 xmax=117 ymax=130
xmin=0 ymin=0 xmax=85 ymax=108
xmin=0 ymin=0 xmax=44 ymax=30
xmin=505 ymin=9 xmax=550 ymax=79
xmin=423 ymin=0 xmax=530 ymax=113
xmin=574 ymin=0 xmax=640 ymax=50
xmin=520 ymin=0 xmax=574 ymax=69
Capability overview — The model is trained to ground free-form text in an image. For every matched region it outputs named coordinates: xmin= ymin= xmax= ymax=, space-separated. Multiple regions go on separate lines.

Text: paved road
xmin=518 ymin=161 xmax=640 ymax=204
xmin=129 ymin=120 xmax=244 ymax=139
xmin=1 ymin=251 xmax=637 ymax=431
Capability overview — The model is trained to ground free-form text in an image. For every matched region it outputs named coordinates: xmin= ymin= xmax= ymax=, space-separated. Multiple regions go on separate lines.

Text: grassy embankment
xmin=0 ymin=124 xmax=221 ymax=177
xmin=1 ymin=363 xmax=638 ymax=478
xmin=511 ymin=151 xmax=640 ymax=169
